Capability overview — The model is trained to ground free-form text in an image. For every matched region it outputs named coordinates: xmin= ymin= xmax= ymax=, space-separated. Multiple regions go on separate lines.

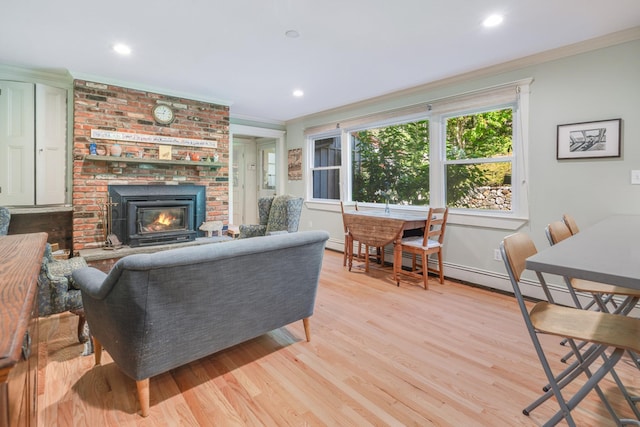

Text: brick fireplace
xmin=72 ymin=80 xmax=229 ymax=252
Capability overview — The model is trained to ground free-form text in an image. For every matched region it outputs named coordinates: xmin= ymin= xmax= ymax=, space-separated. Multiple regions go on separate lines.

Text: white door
xmin=36 ymin=84 xmax=67 ymax=205
xmin=257 ymin=140 xmax=277 ymax=199
xmin=0 ymin=81 xmax=35 ymax=205
xmin=232 ymin=137 xmax=258 ymax=225
xmin=232 ymin=143 xmax=246 ymax=225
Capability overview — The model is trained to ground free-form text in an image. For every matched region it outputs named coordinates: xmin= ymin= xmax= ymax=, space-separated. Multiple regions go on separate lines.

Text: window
xmin=261 ymin=145 xmax=276 ymax=190
xmin=306 ymin=79 xmax=530 ymax=218
xmin=444 ymin=108 xmax=513 ymax=211
xmin=351 ymin=120 xmax=430 ymax=205
xmin=311 ymin=135 xmax=341 ymax=199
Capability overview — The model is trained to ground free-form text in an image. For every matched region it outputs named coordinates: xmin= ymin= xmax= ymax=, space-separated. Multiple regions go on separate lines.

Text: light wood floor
xmin=37 ymin=249 xmax=640 ymax=426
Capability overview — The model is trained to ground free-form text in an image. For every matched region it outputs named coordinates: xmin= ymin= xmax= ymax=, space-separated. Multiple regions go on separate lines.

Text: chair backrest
xmin=257 ymin=197 xmax=274 ymax=225
xmin=265 ymin=195 xmax=304 ymax=234
xmin=0 ymin=207 xmax=10 ymax=236
xmin=339 ymin=201 xmax=358 ymax=233
xmin=421 ymin=207 xmax=448 ymax=247
xmin=562 ymin=213 xmax=580 ymax=235
xmin=501 ymin=233 xmax=537 ymax=284
xmin=545 ymin=220 xmax=572 ymax=246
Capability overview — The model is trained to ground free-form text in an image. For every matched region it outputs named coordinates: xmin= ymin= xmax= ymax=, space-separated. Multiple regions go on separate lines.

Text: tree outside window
xmin=445 ymin=108 xmax=513 ymax=211
xmin=308 ymin=82 xmax=526 ymax=216
xmin=352 ymin=120 xmax=430 ymax=206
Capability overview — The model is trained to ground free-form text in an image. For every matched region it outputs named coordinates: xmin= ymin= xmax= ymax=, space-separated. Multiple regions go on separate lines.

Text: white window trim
xmin=304 ymin=78 xmax=532 ymax=230
xmin=307 ymin=130 xmax=343 ymax=201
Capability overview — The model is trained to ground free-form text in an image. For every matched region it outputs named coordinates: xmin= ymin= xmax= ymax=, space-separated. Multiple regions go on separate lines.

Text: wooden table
xmin=526 ymin=215 xmax=640 ymax=290
xmin=342 ymin=210 xmax=427 ymax=272
xmin=0 ymin=232 xmax=47 ymax=427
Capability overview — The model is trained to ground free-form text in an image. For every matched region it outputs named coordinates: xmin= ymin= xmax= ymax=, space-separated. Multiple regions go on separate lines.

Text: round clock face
xmin=152 ymin=104 xmax=175 ymax=124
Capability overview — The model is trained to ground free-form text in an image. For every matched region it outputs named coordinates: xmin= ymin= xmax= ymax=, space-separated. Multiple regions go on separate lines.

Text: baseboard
xmin=329 ymin=238 xmax=637 ymax=315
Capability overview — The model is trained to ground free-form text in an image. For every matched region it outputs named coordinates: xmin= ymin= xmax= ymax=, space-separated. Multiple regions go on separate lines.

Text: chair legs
xmin=398 ymin=250 xmax=444 ymax=290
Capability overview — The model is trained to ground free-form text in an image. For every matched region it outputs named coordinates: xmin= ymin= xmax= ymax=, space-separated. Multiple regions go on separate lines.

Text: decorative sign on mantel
xmin=91 ymin=129 xmax=217 ymax=148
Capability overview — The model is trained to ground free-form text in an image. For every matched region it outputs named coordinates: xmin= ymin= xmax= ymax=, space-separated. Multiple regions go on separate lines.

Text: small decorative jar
xmin=89 ymin=142 xmax=97 ymax=155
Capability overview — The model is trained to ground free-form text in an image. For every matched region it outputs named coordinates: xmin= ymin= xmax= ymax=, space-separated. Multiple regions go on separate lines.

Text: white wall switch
xmin=632 ymin=170 xmax=640 ymax=185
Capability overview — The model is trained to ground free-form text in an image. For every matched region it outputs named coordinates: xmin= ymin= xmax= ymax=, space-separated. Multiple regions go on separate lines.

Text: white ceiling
xmin=2 ymin=1 xmax=639 ymax=123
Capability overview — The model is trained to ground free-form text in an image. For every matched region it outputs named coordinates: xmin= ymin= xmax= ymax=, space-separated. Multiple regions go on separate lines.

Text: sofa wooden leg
xmin=303 ymin=318 xmax=311 ymax=342
xmin=93 ymin=337 xmax=102 ymax=366
xmin=137 ymin=379 xmax=150 ymax=417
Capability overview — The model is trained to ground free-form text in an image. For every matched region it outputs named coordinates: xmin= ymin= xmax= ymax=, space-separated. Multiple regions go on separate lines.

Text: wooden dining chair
xmin=341 ymin=201 xmax=386 ymax=269
xmin=500 ymin=232 xmax=640 ymax=425
xmin=340 ymin=201 xmax=362 ymax=267
xmin=394 ymin=207 xmax=448 ymax=289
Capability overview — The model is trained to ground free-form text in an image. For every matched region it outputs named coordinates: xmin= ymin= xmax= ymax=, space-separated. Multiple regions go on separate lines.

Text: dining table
xmin=342 ymin=210 xmax=428 ymax=273
xmin=525 ymin=215 xmax=640 ymax=290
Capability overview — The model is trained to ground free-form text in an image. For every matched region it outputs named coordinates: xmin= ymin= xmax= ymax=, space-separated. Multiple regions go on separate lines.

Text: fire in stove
xmin=139 ymin=207 xmax=187 ymax=234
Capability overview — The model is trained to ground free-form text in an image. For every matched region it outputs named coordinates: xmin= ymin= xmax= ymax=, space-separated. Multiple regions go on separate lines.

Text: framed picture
xmin=557 ymin=118 xmax=621 ymax=160
xmin=288 ymin=148 xmax=302 ymax=180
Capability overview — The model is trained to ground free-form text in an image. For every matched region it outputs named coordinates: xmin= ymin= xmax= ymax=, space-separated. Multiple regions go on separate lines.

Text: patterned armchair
xmin=239 ymin=195 xmax=303 ymax=239
xmin=38 ymin=243 xmax=92 ymax=353
xmin=0 ymin=207 xmax=10 ymax=235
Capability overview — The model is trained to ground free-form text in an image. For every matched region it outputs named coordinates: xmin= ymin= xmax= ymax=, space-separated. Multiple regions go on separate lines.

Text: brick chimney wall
xmin=72 ymin=80 xmax=229 ymax=251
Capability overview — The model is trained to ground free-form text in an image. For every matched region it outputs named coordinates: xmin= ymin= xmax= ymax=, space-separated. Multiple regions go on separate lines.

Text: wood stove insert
xmin=108 ymin=185 xmax=206 ymax=247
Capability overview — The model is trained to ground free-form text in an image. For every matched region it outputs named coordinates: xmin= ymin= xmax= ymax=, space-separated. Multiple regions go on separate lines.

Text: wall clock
xmin=152 ymin=104 xmax=175 ymax=125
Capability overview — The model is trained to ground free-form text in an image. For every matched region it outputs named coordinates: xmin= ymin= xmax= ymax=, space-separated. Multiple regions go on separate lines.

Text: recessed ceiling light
xmin=113 ymin=43 xmax=132 ymax=55
xmin=285 ymin=30 xmax=300 ymax=38
xmin=293 ymin=89 xmax=304 ymax=97
xmin=483 ymin=14 xmax=504 ymax=28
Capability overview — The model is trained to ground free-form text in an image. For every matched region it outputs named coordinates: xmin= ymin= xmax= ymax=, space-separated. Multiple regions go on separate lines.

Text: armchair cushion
xmin=238 ymin=224 xmax=267 ymax=239
xmin=239 ymin=195 xmax=303 ymax=238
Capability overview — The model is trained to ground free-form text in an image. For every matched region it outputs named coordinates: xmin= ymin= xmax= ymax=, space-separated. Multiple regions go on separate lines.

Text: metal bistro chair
xmin=562 ymin=213 xmax=580 ymax=235
xmin=546 ymin=220 xmax=640 ymax=368
xmin=501 ymin=232 xmax=640 ymax=426
xmin=546 ymin=220 xmax=640 ymax=316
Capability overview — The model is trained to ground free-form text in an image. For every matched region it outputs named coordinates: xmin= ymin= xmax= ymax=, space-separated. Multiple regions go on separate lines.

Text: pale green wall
xmin=284 ymin=38 xmax=640 ymax=292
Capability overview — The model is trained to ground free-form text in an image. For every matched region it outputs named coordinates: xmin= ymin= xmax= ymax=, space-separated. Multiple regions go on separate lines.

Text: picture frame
xmin=288 ymin=148 xmax=302 ymax=180
xmin=557 ymin=118 xmax=621 ymax=160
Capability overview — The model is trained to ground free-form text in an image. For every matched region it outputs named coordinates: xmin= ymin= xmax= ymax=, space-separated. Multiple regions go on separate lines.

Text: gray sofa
xmin=72 ymin=230 xmax=329 ymax=417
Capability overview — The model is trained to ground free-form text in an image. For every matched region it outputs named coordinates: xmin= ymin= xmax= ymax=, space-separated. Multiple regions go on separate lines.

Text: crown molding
xmin=0 ymin=64 xmax=73 ymax=88
xmin=290 ymin=26 xmax=640 ymax=123
xmin=70 ymin=71 xmax=233 ymax=107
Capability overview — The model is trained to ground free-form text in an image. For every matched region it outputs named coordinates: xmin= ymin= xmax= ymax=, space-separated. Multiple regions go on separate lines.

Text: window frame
xmin=308 ymin=131 xmax=343 ymax=201
xmin=439 ymin=103 xmax=517 ymax=214
xmin=304 ymin=79 xmax=531 ymax=227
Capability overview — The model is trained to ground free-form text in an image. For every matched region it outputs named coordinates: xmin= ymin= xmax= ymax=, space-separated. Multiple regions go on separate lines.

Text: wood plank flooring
xmin=37 ymin=249 xmax=640 ymax=426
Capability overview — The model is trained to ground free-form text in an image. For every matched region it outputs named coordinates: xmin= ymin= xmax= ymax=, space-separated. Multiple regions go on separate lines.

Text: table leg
xmin=394 ymin=240 xmax=402 ymax=286
xmin=348 ymin=234 xmax=353 ymax=271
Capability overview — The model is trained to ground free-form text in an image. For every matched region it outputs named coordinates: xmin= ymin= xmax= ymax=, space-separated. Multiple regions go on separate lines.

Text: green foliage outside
xmin=352 ymin=108 xmax=512 ymax=207
xmin=352 ymin=121 xmax=430 ymax=205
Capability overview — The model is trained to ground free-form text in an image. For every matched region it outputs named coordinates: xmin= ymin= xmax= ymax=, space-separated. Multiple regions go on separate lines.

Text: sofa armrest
xmin=72 ymin=267 xmax=112 ymax=299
